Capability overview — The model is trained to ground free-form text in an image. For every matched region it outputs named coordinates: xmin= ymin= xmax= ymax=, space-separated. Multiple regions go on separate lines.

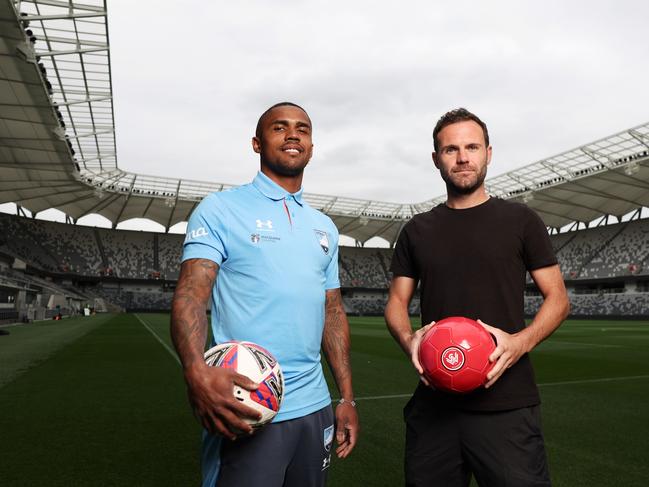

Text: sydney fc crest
xmin=323 ymin=424 xmax=334 ymax=452
xmin=314 ymin=230 xmax=330 ymax=254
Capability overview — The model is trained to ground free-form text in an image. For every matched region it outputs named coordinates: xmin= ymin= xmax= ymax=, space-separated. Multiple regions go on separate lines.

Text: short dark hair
xmin=255 ymin=102 xmax=310 ymax=138
xmin=432 ymin=108 xmax=489 ymax=152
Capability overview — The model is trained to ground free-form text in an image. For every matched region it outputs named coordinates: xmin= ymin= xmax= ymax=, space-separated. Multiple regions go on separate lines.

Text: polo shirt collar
xmin=252 ymin=171 xmax=304 ymax=206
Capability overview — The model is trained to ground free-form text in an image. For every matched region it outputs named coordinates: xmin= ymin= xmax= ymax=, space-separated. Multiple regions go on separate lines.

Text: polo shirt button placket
xmin=282 ymin=196 xmax=294 ymax=229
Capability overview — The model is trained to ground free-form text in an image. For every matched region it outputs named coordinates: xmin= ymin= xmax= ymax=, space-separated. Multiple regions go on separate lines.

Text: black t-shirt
xmin=390 ymin=197 xmax=557 ymax=411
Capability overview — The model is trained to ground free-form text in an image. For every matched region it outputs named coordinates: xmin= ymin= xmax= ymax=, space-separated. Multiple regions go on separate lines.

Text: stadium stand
xmin=343 ymin=291 xmax=420 ymax=317
xmin=339 ymin=248 xmax=391 ymax=289
xmin=97 ymin=228 xmax=155 ymax=279
xmin=578 ymin=219 xmax=649 ymax=279
xmin=157 ymin=233 xmax=184 ymax=281
xmin=0 ymin=261 xmax=92 ymax=320
xmin=98 ymin=284 xmax=173 ymax=312
xmin=525 ymin=292 xmax=649 ymax=317
xmin=553 ymin=217 xmax=649 ymax=280
xmin=0 ymin=213 xmax=102 ymax=275
xmin=1 ymin=212 xmax=648 ymax=319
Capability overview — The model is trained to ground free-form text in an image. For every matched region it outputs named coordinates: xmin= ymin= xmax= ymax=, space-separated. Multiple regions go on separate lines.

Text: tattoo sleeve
xmin=170 ymin=258 xmax=218 ymax=369
xmin=322 ymin=289 xmax=354 ymax=399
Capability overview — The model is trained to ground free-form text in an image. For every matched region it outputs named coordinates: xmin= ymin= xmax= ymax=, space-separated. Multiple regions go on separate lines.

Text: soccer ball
xmin=418 ymin=316 xmax=496 ymax=393
xmin=204 ymin=341 xmax=284 ymax=430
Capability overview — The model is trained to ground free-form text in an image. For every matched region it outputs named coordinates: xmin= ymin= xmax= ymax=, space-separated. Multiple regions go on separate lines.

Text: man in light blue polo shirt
xmin=171 ymin=102 xmax=359 ymax=487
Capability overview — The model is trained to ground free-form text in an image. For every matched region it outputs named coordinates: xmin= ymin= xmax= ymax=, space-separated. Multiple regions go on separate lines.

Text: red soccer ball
xmin=418 ymin=316 xmax=497 ymax=393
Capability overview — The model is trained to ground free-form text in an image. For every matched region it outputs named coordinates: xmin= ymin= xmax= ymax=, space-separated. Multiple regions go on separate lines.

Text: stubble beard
xmin=262 ymin=157 xmax=308 ymax=178
xmin=441 ymin=164 xmax=488 ymax=196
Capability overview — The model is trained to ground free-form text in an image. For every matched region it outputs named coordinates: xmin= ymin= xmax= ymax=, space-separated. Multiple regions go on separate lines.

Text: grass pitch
xmin=0 ymin=314 xmax=648 ymax=486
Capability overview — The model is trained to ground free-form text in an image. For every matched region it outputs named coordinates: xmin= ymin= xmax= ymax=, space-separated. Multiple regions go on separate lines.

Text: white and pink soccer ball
xmin=204 ymin=341 xmax=284 ymax=429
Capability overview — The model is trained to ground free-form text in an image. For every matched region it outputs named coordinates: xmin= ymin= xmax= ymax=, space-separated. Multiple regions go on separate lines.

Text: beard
xmin=440 ymin=162 xmax=488 ymax=196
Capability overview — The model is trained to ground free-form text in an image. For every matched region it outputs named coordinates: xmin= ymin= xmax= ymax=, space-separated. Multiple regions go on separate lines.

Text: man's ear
xmin=252 ymin=136 xmax=261 ymax=154
xmin=432 ymin=151 xmax=439 ymax=169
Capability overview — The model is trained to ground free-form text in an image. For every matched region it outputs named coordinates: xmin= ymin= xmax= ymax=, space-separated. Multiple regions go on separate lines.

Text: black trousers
xmin=215 ymin=405 xmax=334 ymax=487
xmin=404 ymin=397 xmax=551 ymax=487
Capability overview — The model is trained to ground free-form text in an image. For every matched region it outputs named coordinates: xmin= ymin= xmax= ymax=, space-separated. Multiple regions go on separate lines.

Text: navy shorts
xmin=204 ymin=405 xmax=335 ymax=487
xmin=404 ymin=397 xmax=551 ymax=487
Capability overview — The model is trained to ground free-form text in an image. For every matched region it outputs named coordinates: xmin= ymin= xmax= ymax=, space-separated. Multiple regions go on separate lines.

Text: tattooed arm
xmin=170 ymin=258 xmax=260 ymax=439
xmin=322 ymin=288 xmax=359 ymax=458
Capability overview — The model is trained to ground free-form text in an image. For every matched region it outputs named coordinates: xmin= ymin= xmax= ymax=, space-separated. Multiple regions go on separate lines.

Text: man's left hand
xmin=334 ymin=400 xmax=359 ymax=458
xmin=478 ymin=319 xmax=530 ymax=388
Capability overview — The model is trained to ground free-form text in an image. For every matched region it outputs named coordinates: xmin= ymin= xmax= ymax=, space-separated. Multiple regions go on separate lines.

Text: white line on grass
xmin=134 ymin=314 xmax=181 ymax=366
xmin=0 ymin=322 xmax=27 ymax=329
xmin=132 ymin=314 xmax=649 ymax=399
xmin=536 ymin=374 xmax=649 ymax=387
xmin=354 ymin=393 xmax=412 ymax=401
xmin=351 ymin=375 xmax=649 ymax=402
xmin=550 ymin=340 xmax=624 ymax=348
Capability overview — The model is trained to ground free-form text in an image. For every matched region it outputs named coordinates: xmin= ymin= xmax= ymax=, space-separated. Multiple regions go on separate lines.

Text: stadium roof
xmin=1 ymin=0 xmax=648 ymax=244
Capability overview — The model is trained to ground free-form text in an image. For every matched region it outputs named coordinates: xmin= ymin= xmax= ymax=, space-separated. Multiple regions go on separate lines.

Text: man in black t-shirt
xmin=385 ymin=108 xmax=570 ymax=487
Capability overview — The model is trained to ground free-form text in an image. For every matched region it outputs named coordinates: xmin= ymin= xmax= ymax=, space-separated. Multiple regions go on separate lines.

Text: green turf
xmin=0 ymin=314 xmax=199 ymax=486
xmin=0 ymin=313 xmax=114 ymax=387
xmin=1 ymin=314 xmax=648 ymax=486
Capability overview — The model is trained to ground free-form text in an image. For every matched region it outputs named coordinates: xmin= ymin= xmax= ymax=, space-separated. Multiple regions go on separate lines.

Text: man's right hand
xmin=385 ymin=277 xmax=434 ymax=386
xmin=408 ymin=322 xmax=435 ymax=386
xmin=184 ymin=363 xmax=261 ymax=440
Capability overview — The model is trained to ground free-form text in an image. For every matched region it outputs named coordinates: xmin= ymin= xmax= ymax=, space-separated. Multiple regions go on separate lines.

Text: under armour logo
xmin=322 ymin=455 xmax=331 ymax=470
xmin=256 ymin=219 xmax=273 ymax=229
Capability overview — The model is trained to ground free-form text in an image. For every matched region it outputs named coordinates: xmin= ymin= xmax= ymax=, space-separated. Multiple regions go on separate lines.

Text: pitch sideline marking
xmin=546 ymin=340 xmax=624 ymax=348
xmin=351 ymin=375 xmax=649 ymax=402
xmin=0 ymin=322 xmax=28 ymax=329
xmin=131 ymin=314 xmax=649 ymax=397
xmin=134 ymin=313 xmax=181 ymax=366
xmin=536 ymin=374 xmax=649 ymax=387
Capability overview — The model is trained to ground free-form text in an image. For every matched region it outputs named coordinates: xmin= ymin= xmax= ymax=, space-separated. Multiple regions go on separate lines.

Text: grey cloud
xmin=107 ymin=0 xmax=649 ymax=204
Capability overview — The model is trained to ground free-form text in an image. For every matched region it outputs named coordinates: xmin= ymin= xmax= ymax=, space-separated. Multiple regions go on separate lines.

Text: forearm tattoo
xmin=323 ymin=290 xmax=352 ymax=390
xmin=170 ymin=259 xmax=218 ymax=368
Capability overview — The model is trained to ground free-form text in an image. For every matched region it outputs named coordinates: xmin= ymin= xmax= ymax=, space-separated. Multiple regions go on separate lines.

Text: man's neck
xmin=260 ymin=167 xmax=303 ymax=194
xmin=445 ymin=186 xmax=489 ymax=209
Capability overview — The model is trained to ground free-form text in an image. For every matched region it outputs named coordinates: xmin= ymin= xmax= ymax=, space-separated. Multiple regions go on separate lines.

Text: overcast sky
xmin=105 ymin=0 xmax=648 ymax=205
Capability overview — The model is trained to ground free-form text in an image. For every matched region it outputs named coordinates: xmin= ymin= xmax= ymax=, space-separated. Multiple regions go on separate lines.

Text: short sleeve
xmin=182 ymin=193 xmax=229 ymax=266
xmin=522 ymin=207 xmax=557 ymax=271
xmin=390 ymin=222 xmax=419 ymax=279
xmin=324 ymin=225 xmax=341 ymax=290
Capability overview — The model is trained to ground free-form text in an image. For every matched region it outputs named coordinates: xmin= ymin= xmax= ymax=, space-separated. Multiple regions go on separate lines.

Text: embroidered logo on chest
xmin=255 ymin=219 xmax=273 ymax=231
xmin=313 ymin=230 xmax=330 ymax=254
xmin=251 ymin=219 xmax=277 ymax=243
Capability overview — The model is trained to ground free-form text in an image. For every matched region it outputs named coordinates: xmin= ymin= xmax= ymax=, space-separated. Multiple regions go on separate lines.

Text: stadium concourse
xmin=1 ymin=0 xmax=649 ymax=324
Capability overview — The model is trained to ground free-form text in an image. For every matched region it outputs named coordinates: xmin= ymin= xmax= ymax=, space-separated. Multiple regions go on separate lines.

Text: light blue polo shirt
xmin=182 ymin=171 xmax=339 ymax=422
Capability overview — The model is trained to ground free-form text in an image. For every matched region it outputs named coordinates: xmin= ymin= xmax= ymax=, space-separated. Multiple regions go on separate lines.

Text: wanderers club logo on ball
xmin=441 ymin=346 xmax=465 ymax=371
